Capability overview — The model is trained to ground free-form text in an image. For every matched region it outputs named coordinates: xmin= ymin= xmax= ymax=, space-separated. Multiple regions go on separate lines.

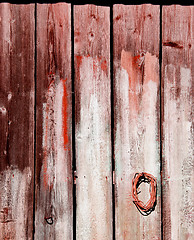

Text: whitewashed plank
xmin=162 ymin=5 xmax=194 ymax=240
xmin=113 ymin=4 xmax=161 ymax=239
xmin=74 ymin=5 xmax=112 ymax=239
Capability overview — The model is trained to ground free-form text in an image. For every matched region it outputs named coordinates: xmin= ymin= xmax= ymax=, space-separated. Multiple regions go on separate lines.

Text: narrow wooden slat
xmin=113 ymin=4 xmax=161 ymax=239
xmin=74 ymin=5 xmax=112 ymax=239
xmin=35 ymin=3 xmax=72 ymax=239
xmin=162 ymin=6 xmax=193 ymax=240
xmin=0 ymin=3 xmax=35 ymax=239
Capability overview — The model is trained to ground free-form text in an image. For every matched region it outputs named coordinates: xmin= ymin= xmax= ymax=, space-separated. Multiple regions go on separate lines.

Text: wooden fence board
xmin=113 ymin=4 xmax=161 ymax=239
xmin=162 ymin=6 xmax=193 ymax=240
xmin=74 ymin=5 xmax=112 ymax=239
xmin=0 ymin=3 xmax=35 ymax=240
xmin=35 ymin=3 xmax=72 ymax=239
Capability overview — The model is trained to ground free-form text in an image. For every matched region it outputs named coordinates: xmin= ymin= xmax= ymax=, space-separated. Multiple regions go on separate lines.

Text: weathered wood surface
xmin=0 ymin=3 xmax=35 ymax=240
xmin=113 ymin=4 xmax=161 ymax=239
xmin=74 ymin=5 xmax=112 ymax=239
xmin=35 ymin=3 xmax=73 ymax=239
xmin=162 ymin=6 xmax=193 ymax=240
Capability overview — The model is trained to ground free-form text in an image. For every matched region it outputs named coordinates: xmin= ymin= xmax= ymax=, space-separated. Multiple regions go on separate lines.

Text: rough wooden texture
xmin=74 ymin=5 xmax=112 ymax=239
xmin=35 ymin=3 xmax=72 ymax=239
xmin=113 ymin=4 xmax=161 ymax=239
xmin=0 ymin=3 xmax=35 ymax=240
xmin=162 ymin=6 xmax=193 ymax=240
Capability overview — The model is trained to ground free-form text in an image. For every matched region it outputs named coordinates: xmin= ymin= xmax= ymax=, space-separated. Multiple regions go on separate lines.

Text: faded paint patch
xmin=163 ymin=65 xmax=193 ymax=239
xmin=115 ymin=50 xmax=160 ymax=239
xmin=35 ymin=75 xmax=72 ymax=240
xmin=76 ymin=56 xmax=112 ymax=239
xmin=0 ymin=167 xmax=32 ymax=240
xmin=42 ymin=77 xmax=69 ymax=189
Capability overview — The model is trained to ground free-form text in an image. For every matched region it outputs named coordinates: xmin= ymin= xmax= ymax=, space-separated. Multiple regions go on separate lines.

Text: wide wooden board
xmin=113 ymin=4 xmax=161 ymax=239
xmin=0 ymin=3 xmax=35 ymax=240
xmin=35 ymin=3 xmax=73 ymax=239
xmin=74 ymin=5 xmax=112 ymax=239
xmin=162 ymin=5 xmax=193 ymax=240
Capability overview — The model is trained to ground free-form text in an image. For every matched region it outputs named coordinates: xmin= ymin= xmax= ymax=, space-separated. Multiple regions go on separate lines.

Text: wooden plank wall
xmin=113 ymin=5 xmax=161 ymax=239
xmin=0 ymin=3 xmax=35 ymax=240
xmin=74 ymin=5 xmax=112 ymax=239
xmin=35 ymin=3 xmax=72 ymax=240
xmin=162 ymin=5 xmax=194 ymax=240
xmin=0 ymin=3 xmax=193 ymax=240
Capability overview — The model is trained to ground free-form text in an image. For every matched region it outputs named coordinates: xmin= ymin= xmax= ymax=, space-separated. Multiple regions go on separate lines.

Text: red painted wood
xmin=35 ymin=3 xmax=73 ymax=239
xmin=0 ymin=3 xmax=35 ymax=239
xmin=162 ymin=5 xmax=194 ymax=240
xmin=113 ymin=4 xmax=161 ymax=239
xmin=74 ymin=5 xmax=112 ymax=239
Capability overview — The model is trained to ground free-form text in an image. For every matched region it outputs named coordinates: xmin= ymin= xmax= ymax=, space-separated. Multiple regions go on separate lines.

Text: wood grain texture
xmin=74 ymin=5 xmax=112 ymax=239
xmin=0 ymin=3 xmax=35 ymax=239
xmin=162 ymin=6 xmax=193 ymax=240
xmin=113 ymin=4 xmax=161 ymax=239
xmin=35 ymin=3 xmax=72 ymax=239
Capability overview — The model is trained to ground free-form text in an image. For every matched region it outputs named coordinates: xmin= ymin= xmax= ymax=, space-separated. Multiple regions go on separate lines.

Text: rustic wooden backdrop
xmin=0 ymin=3 xmax=193 ymax=240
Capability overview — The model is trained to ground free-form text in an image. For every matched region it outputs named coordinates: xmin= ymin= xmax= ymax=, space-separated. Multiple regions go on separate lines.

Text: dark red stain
xmin=133 ymin=55 xmax=142 ymax=69
xmin=62 ymin=78 xmax=69 ymax=150
xmin=163 ymin=41 xmax=183 ymax=49
xmin=76 ymin=55 xmax=83 ymax=69
xmin=115 ymin=15 xmax=121 ymax=21
xmin=90 ymin=14 xmax=98 ymax=20
xmin=101 ymin=60 xmax=107 ymax=73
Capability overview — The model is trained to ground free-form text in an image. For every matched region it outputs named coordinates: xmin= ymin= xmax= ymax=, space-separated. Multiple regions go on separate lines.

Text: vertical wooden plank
xmin=0 ymin=3 xmax=35 ymax=240
xmin=35 ymin=3 xmax=72 ymax=239
xmin=74 ymin=5 xmax=112 ymax=239
xmin=113 ymin=4 xmax=161 ymax=239
xmin=162 ymin=6 xmax=193 ymax=240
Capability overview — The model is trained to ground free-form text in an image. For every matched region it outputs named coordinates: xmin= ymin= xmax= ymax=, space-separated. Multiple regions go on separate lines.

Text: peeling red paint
xmin=76 ymin=55 xmax=108 ymax=78
xmin=42 ymin=76 xmax=69 ymax=189
xmin=43 ymin=80 xmax=54 ymax=189
xmin=121 ymin=50 xmax=141 ymax=116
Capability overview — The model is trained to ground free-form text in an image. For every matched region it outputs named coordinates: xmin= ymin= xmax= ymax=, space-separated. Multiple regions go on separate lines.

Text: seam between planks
xmin=159 ymin=4 xmax=163 ymax=240
xmin=71 ymin=3 xmax=76 ymax=240
xmin=110 ymin=4 xmax=116 ymax=240
xmin=33 ymin=3 xmax=37 ymax=240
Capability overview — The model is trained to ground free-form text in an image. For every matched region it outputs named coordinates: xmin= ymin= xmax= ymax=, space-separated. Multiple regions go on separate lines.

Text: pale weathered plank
xmin=74 ymin=5 xmax=112 ymax=239
xmin=0 ymin=3 xmax=35 ymax=240
xmin=113 ymin=4 xmax=161 ymax=239
xmin=162 ymin=6 xmax=193 ymax=240
xmin=35 ymin=3 xmax=72 ymax=239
